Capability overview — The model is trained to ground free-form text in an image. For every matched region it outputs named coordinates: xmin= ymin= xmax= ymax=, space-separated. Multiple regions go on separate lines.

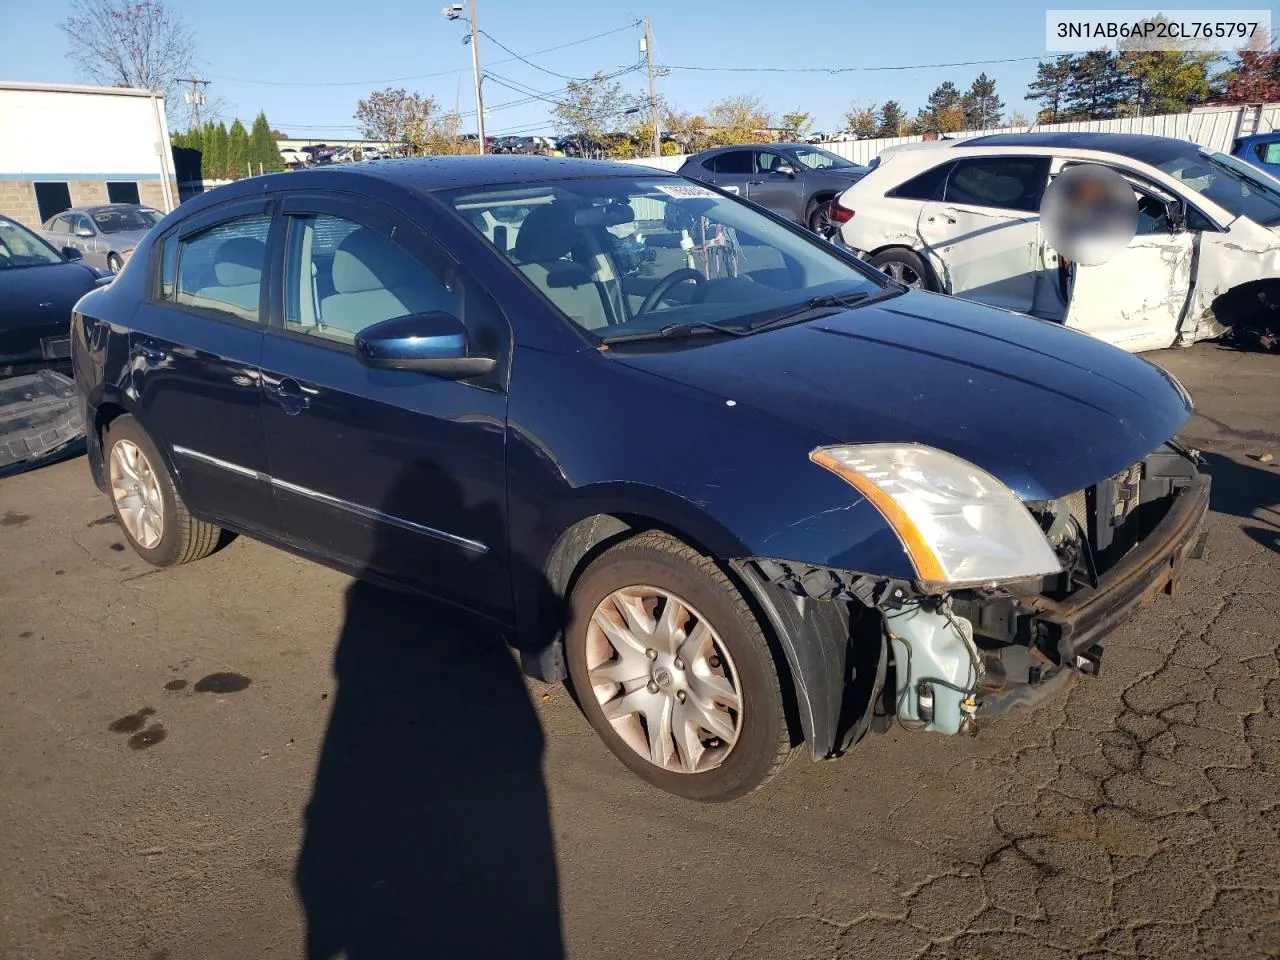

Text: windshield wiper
xmin=603 ymin=319 xmax=748 ymax=344
xmin=746 ymin=288 xmax=889 ymax=332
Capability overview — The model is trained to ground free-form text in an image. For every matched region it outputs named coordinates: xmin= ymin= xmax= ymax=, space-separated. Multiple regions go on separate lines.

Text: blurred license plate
xmin=41 ymin=336 xmax=71 ymax=359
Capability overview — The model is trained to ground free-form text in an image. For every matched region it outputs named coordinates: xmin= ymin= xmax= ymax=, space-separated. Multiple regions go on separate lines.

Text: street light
xmin=443 ymin=2 xmax=485 ymax=154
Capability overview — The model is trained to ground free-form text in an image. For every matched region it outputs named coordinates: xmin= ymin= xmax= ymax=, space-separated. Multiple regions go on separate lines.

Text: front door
xmin=1063 ymin=177 xmax=1194 ymax=353
xmin=129 ymin=199 xmax=279 ymax=533
xmin=917 ymin=155 xmax=1051 ymax=313
xmin=746 ymin=151 xmax=805 ymax=221
xmin=258 ymin=195 xmax=512 ymax=619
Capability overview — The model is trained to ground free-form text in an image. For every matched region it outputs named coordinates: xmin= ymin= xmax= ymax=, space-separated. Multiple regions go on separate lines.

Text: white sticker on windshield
xmin=653 ymin=183 xmax=719 ymax=199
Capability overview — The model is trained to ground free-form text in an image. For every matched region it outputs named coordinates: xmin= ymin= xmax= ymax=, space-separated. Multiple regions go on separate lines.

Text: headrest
xmin=512 ymin=203 xmax=579 ymax=263
xmin=332 ymin=227 xmax=421 ymax=294
xmin=213 ymin=237 xmax=265 ymax=286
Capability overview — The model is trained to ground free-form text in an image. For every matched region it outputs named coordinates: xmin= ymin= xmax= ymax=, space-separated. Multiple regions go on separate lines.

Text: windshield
xmin=0 ymin=218 xmax=64 ymax=268
xmin=92 ymin=207 xmax=163 ymax=234
xmin=447 ymin=176 xmax=887 ymax=343
xmin=1153 ymin=150 xmax=1280 ymax=227
xmin=784 ymin=146 xmax=858 ymax=170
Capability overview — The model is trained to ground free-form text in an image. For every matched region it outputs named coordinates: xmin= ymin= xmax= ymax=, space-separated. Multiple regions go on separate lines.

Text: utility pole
xmin=177 ymin=77 xmax=209 ymax=129
xmin=642 ymin=18 xmax=660 ymax=159
xmin=444 ymin=2 xmax=486 ymax=154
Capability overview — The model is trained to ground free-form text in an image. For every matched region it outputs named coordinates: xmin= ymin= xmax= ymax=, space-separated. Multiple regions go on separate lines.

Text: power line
xmin=664 ymin=55 xmax=1045 ymax=75
xmin=207 ymin=21 xmax=641 ymax=88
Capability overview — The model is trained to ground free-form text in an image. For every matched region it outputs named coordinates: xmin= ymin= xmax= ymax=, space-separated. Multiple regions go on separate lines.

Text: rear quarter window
xmin=887 ymin=162 xmax=952 ymax=201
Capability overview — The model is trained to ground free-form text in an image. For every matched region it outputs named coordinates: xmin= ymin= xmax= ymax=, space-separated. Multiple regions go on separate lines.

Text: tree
xmin=1025 ymin=56 xmax=1072 ymax=123
xmin=226 ymin=119 xmax=249 ymax=179
xmin=706 ymin=93 xmax=772 ymax=145
xmin=271 ymin=128 xmax=288 ymax=140
xmin=1216 ymin=36 xmax=1280 ymax=102
xmin=1005 ymin=109 xmax=1031 ymax=127
xmin=914 ymin=83 xmax=966 ymax=134
xmin=663 ymin=107 xmax=710 ymax=152
xmin=780 ymin=109 xmax=813 ymax=140
xmin=202 ymin=121 xmax=227 ymax=179
xmin=843 ymin=101 xmax=878 ymax=138
xmin=876 ymin=100 xmax=907 ymax=137
xmin=1115 ymin=19 xmax=1215 ymax=115
xmin=249 ymin=112 xmax=284 ymax=172
xmin=962 ymin=73 xmax=1004 ymax=128
xmin=59 ymin=0 xmax=194 ymax=119
xmin=354 ymin=88 xmax=451 ymax=157
xmin=551 ymin=73 xmax=633 ymax=142
xmin=1063 ymin=50 xmax=1126 ymax=120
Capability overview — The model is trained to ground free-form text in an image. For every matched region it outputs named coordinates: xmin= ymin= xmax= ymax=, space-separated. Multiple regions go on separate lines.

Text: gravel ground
xmin=1 ymin=343 xmax=1277 ymax=960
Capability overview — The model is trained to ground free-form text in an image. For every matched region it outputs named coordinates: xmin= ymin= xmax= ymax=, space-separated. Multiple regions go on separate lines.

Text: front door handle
xmin=134 ymin=341 xmax=166 ymax=363
xmin=747 ymin=179 xmax=764 ymax=185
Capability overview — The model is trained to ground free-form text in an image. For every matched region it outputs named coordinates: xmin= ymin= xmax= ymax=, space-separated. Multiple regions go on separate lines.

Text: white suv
xmin=830 ymin=132 xmax=1280 ymax=354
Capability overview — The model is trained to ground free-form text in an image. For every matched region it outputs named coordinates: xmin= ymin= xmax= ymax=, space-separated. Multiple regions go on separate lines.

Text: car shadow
xmin=1199 ymin=450 xmax=1280 ymax=555
xmin=294 ymin=464 xmax=565 ymax=960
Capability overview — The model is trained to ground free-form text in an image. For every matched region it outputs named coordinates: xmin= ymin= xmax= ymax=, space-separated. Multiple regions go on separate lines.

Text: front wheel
xmin=565 ymin=531 xmax=792 ymax=801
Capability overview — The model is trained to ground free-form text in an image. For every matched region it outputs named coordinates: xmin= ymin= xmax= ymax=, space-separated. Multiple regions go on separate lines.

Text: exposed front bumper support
xmin=1017 ymin=476 xmax=1211 ymax=666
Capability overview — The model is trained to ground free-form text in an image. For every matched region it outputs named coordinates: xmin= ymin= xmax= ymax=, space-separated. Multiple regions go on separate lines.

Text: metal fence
xmin=622 ymin=102 xmax=1280 ymax=172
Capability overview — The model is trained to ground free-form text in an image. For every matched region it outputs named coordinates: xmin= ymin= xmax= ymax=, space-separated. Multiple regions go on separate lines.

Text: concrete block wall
xmin=0 ymin=177 xmax=179 ymax=229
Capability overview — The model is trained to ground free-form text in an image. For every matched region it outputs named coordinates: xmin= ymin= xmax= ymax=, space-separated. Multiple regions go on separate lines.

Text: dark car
xmin=678 ymin=143 xmax=871 ymax=238
xmin=71 ymin=157 xmax=1209 ymax=801
xmin=1 ymin=214 xmax=103 ymax=376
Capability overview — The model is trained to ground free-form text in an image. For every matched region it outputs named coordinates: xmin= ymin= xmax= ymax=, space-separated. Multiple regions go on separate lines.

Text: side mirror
xmin=62 ymin=246 xmax=83 ymax=261
xmin=775 ymin=163 xmax=797 ymax=178
xmin=75 ymin=227 xmax=94 ymax=238
xmin=355 ymin=311 xmax=495 ymax=378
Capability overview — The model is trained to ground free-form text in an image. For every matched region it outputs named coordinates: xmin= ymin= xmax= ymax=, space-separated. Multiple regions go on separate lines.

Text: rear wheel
xmin=104 ymin=415 xmax=223 ymax=567
xmin=808 ymin=199 xmax=836 ymax=240
xmin=870 ymin=248 xmax=933 ymax=290
xmin=565 ymin=531 xmax=792 ymax=801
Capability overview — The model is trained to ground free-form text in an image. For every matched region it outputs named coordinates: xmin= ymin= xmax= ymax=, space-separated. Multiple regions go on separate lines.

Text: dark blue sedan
xmin=71 ymin=157 xmax=1210 ymax=800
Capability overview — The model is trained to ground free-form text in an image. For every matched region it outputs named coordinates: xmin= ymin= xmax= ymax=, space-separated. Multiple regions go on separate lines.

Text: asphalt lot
xmin=2 ymin=343 xmax=1278 ymax=960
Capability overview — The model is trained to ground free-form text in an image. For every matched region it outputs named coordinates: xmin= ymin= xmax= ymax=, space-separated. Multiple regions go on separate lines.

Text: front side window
xmin=47 ymin=216 xmax=71 ymax=235
xmin=283 ymin=214 xmax=459 ymax=344
xmin=1155 ymin=150 xmax=1280 ymax=227
xmin=0 ymin=218 xmax=64 ymax=268
xmin=448 ymin=176 xmax=888 ymax=343
xmin=71 ymin=215 xmax=95 ymax=237
xmin=945 ymin=157 xmax=1049 ymax=212
xmin=783 ymin=146 xmax=859 ymax=170
xmin=173 ymin=213 xmax=271 ymax=322
xmin=94 ymin=207 xmax=162 ymax=234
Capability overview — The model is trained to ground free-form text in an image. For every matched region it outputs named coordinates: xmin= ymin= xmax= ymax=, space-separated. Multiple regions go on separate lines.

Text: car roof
xmin=303 ymin=154 xmax=655 ymax=191
xmin=966 ymin=131 xmax=1205 ymax=165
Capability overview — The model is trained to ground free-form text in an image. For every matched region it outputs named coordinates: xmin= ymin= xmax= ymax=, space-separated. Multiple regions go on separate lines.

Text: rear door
xmin=257 ymin=193 xmax=512 ymax=619
xmin=129 ymin=198 xmax=280 ymax=532
xmin=1061 ymin=166 xmax=1195 ymax=353
xmin=917 ymin=155 xmax=1050 ymax=313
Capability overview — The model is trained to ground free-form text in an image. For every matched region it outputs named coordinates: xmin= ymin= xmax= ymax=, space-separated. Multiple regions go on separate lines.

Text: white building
xmin=0 ymin=81 xmax=177 ymax=229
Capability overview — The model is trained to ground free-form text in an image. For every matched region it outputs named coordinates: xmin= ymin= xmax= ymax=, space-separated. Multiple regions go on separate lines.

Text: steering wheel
xmin=636 ymin=268 xmax=705 ymax=315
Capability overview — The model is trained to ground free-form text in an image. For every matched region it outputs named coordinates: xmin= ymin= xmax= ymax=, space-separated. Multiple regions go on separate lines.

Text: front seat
xmin=320 ymin=227 xmax=449 ymax=336
xmin=510 ymin=204 xmax=611 ymax=330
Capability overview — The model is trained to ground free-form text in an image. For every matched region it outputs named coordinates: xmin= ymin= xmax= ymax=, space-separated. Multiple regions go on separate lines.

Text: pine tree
xmin=920 ymin=82 xmax=965 ymax=133
xmin=249 ymin=112 xmax=283 ymax=173
xmin=213 ymin=122 xmax=230 ymax=179
xmin=1025 ymin=56 xmax=1072 ymax=123
xmin=227 ymin=119 xmax=249 ymax=179
xmin=962 ymin=73 xmax=1004 ymax=128
xmin=876 ymin=100 xmax=906 ymax=137
xmin=201 ymin=121 xmax=222 ymax=179
xmin=1063 ymin=51 xmax=1126 ymax=120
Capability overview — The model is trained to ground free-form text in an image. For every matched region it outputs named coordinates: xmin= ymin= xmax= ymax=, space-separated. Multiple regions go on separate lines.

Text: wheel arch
xmin=1201 ymin=277 xmax=1280 ymax=348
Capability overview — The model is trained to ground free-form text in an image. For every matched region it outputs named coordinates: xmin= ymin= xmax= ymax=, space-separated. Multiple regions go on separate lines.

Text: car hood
xmin=609 ymin=291 xmax=1192 ymax=501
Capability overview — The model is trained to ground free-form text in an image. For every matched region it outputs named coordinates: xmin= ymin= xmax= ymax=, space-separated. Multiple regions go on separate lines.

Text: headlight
xmin=810 ymin=443 xmax=1063 ymax=587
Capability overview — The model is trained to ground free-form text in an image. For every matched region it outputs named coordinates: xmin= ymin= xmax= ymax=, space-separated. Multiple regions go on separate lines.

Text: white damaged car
xmin=829 ymin=132 xmax=1280 ymax=353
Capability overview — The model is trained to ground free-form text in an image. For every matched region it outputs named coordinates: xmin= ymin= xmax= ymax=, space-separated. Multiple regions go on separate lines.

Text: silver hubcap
xmin=585 ymin=586 xmax=742 ymax=774
xmin=109 ymin=439 xmax=164 ymax=549
xmin=883 ymin=260 xmax=923 ymax=288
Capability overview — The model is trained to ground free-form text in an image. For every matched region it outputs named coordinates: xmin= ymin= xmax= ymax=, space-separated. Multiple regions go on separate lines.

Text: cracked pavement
xmin=1 ymin=345 xmax=1278 ymax=959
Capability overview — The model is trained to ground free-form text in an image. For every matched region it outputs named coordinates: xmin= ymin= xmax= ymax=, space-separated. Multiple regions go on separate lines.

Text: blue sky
xmin=1 ymin=1 xmax=1260 ymax=140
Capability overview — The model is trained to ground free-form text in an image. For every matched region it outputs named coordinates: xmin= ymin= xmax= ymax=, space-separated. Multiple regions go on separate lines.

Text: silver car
xmin=41 ymin=204 xmax=164 ymax=274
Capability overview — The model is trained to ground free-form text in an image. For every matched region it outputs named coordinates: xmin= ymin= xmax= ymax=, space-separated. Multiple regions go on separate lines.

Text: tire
xmin=107 ymin=253 xmax=124 ymax=274
xmin=103 ymin=415 xmax=223 ymax=567
xmin=870 ymin=248 xmax=934 ymax=290
xmin=807 ymin=199 xmax=836 ymax=240
xmin=565 ymin=531 xmax=792 ymax=801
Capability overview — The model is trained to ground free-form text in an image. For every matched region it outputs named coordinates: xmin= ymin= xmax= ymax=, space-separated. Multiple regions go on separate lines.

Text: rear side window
xmin=944 ymin=157 xmax=1049 ymax=212
xmin=172 ymin=213 xmax=271 ymax=322
xmin=711 ymin=151 xmax=753 ymax=174
xmin=1256 ymin=141 xmax=1280 ymax=165
xmin=888 ymin=162 xmax=951 ymax=201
